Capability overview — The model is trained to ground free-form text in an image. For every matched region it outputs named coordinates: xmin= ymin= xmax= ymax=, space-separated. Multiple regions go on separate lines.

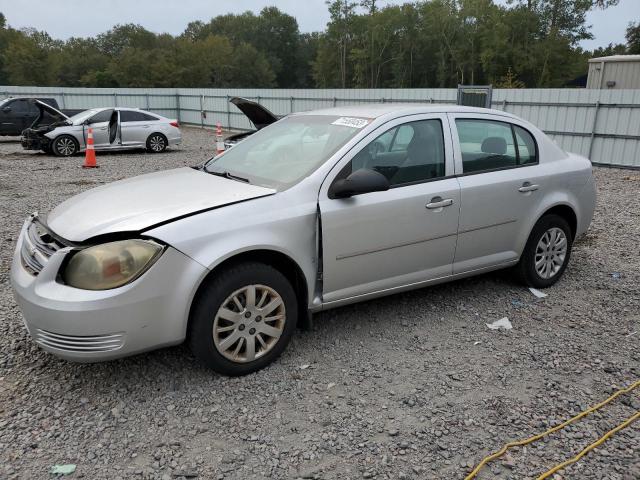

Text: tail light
xmin=170 ymin=121 xmax=179 ymax=128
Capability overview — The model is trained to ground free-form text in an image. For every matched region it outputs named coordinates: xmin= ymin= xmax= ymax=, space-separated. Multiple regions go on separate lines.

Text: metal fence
xmin=2 ymin=86 xmax=639 ymax=168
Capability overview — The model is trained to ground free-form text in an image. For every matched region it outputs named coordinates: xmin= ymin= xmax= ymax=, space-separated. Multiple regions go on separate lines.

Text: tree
xmin=627 ymin=22 xmax=640 ymax=54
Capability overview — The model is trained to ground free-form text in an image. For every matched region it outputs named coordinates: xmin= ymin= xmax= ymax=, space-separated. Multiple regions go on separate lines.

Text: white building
xmin=587 ymin=55 xmax=640 ymax=89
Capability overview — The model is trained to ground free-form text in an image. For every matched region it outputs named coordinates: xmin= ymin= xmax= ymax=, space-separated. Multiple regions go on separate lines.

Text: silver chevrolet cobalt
xmin=11 ymin=105 xmax=596 ymax=375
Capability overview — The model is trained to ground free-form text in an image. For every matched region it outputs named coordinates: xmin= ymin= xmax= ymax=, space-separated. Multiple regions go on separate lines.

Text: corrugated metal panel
xmin=587 ymin=59 xmax=640 ymax=89
xmin=1 ymin=86 xmax=638 ymax=167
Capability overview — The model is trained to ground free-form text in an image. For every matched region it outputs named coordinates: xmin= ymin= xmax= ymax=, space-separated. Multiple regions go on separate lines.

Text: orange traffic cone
xmin=82 ymin=127 xmax=98 ymax=168
xmin=215 ymin=122 xmax=225 ymax=155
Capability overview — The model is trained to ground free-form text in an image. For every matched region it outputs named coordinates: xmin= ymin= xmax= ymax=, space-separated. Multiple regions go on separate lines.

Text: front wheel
xmin=146 ymin=133 xmax=167 ymax=153
xmin=53 ymin=135 xmax=78 ymax=157
xmin=189 ymin=263 xmax=297 ymax=376
xmin=515 ymin=214 xmax=573 ymax=288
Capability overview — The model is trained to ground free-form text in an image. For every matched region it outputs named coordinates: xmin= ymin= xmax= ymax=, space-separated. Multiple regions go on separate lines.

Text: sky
xmin=1 ymin=0 xmax=638 ymax=50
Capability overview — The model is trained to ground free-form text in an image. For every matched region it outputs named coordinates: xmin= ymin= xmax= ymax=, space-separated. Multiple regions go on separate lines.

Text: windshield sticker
xmin=331 ymin=117 xmax=371 ymax=129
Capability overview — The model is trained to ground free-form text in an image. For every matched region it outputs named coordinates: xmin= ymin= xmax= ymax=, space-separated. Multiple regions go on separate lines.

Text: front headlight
xmin=63 ymin=239 xmax=163 ymax=290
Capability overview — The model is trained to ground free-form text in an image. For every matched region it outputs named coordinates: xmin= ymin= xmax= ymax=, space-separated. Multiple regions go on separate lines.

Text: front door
xmin=85 ymin=109 xmax=117 ymax=149
xmin=450 ymin=114 xmax=547 ymax=273
xmin=319 ymin=114 xmax=460 ymax=304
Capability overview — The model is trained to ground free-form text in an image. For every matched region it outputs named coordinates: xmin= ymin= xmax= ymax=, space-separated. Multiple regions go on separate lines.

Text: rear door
xmin=450 ymin=113 xmax=546 ymax=273
xmin=120 ymin=110 xmax=157 ymax=147
xmin=8 ymin=99 xmax=35 ymax=133
xmin=318 ymin=114 xmax=460 ymax=304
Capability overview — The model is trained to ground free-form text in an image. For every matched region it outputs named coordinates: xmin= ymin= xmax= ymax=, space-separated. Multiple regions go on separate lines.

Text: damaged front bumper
xmin=21 ymin=129 xmax=51 ymax=151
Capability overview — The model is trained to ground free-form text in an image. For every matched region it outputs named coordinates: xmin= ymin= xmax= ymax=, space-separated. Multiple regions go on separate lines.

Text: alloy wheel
xmin=149 ymin=135 xmax=165 ymax=152
xmin=57 ymin=137 xmax=76 ymax=156
xmin=213 ymin=284 xmax=286 ymax=363
xmin=535 ymin=227 xmax=567 ymax=279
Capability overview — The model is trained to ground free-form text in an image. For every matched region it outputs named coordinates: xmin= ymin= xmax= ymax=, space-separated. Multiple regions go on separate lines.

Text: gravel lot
xmin=0 ymin=127 xmax=638 ymax=480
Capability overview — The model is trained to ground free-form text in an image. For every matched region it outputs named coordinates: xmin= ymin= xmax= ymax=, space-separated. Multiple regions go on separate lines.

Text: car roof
xmin=296 ymin=103 xmax=519 ymax=120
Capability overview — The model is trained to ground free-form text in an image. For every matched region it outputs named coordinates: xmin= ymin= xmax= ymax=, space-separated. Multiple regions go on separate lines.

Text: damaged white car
xmin=21 ymin=101 xmax=181 ymax=156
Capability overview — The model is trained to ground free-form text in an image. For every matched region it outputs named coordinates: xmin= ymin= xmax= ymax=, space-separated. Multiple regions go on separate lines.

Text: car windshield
xmin=67 ymin=109 xmax=100 ymax=124
xmin=203 ymin=115 xmax=371 ymax=189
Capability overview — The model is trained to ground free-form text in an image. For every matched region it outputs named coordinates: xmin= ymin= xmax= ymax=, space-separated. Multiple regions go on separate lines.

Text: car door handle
xmin=426 ymin=197 xmax=454 ymax=209
xmin=518 ymin=183 xmax=539 ymax=193
xmin=98 ymin=127 xmax=107 ymax=130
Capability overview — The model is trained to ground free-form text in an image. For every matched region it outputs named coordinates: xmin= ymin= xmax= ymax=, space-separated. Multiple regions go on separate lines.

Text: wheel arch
xmin=538 ymin=203 xmax=578 ymax=240
xmin=187 ymin=248 xmax=310 ymax=336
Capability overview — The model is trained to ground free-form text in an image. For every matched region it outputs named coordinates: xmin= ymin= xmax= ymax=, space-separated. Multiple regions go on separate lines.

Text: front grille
xmin=20 ymin=218 xmax=64 ymax=275
xmin=35 ymin=329 xmax=125 ymax=353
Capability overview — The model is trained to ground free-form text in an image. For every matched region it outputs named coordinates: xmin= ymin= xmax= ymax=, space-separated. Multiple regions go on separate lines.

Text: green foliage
xmin=0 ymin=1 xmax=628 ymax=88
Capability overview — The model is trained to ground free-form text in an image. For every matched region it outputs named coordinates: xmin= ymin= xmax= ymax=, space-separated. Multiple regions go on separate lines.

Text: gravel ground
xmin=0 ymin=127 xmax=638 ymax=480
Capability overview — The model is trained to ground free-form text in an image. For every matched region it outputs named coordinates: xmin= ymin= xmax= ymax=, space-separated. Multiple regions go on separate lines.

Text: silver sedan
xmin=11 ymin=104 xmax=596 ymax=375
xmin=21 ymin=103 xmax=181 ymax=156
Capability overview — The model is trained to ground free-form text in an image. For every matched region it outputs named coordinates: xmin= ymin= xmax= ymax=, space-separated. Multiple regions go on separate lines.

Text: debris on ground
xmin=486 ymin=317 xmax=513 ymax=330
xmin=49 ymin=464 xmax=76 ymax=475
xmin=529 ymin=287 xmax=548 ymax=298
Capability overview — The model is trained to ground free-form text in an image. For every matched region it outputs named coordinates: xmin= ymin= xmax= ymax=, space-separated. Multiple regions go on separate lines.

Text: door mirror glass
xmin=330 ymin=168 xmax=390 ymax=199
xmin=2 ymin=106 xmax=11 ymax=113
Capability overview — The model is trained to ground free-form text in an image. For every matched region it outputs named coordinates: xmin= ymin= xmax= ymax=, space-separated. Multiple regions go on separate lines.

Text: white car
xmin=21 ymin=103 xmax=182 ymax=156
xmin=11 ymin=104 xmax=596 ymax=375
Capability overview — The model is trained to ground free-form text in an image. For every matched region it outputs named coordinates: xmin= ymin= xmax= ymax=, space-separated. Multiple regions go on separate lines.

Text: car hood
xmin=29 ymin=99 xmax=70 ymax=128
xmin=230 ymin=97 xmax=279 ymax=130
xmin=44 ymin=167 xmax=276 ymax=242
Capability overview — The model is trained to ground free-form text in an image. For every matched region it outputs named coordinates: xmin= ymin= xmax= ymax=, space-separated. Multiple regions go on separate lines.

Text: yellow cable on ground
xmin=464 ymin=380 xmax=640 ymax=480
xmin=537 ymin=410 xmax=639 ymax=479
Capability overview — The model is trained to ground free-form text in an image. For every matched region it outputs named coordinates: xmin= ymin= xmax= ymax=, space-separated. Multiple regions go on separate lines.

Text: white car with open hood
xmin=11 ymin=104 xmax=596 ymax=376
xmin=21 ymin=101 xmax=181 ymax=156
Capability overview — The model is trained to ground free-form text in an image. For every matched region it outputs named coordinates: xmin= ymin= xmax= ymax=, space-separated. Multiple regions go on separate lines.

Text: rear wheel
xmin=515 ymin=214 xmax=572 ymax=288
xmin=189 ymin=262 xmax=297 ymax=376
xmin=146 ymin=133 xmax=167 ymax=153
xmin=53 ymin=135 xmax=78 ymax=157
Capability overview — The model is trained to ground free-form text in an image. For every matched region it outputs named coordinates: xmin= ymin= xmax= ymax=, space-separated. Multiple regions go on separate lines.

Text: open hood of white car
xmin=44 ymin=167 xmax=276 ymax=242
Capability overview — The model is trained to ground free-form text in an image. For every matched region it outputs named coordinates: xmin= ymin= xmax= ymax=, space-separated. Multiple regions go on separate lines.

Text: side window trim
xmin=448 ymin=114 xmax=539 ymax=176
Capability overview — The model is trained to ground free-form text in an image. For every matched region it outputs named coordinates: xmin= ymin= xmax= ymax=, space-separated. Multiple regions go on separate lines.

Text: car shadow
xmin=23 ymin=269 xmax=520 ymax=400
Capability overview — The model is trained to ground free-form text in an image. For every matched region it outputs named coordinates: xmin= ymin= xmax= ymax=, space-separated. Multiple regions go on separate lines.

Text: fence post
xmin=333 ymin=97 xmax=337 ymax=107
xmin=175 ymin=92 xmax=181 ymax=122
xmin=145 ymin=93 xmax=150 ymax=110
xmin=200 ymin=94 xmax=205 ymax=129
xmin=60 ymin=92 xmax=66 ymax=109
xmin=226 ymin=95 xmax=231 ymax=129
xmin=502 ymin=99 xmax=507 ymax=111
xmin=113 ymin=92 xmax=117 ymax=107
xmin=587 ymin=100 xmax=601 ymax=159
xmin=290 ymin=96 xmax=294 ymax=113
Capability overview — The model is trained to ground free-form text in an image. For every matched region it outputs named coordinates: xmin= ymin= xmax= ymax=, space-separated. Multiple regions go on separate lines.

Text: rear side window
xmin=456 ymin=119 xmax=537 ymax=173
xmin=514 ymin=125 xmax=537 ymax=165
xmin=120 ymin=110 xmax=157 ymax=122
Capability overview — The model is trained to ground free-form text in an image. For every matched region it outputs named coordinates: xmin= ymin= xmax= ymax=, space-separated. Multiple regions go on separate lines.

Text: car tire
xmin=146 ymin=133 xmax=167 ymax=153
xmin=52 ymin=135 xmax=79 ymax=157
xmin=189 ymin=262 xmax=298 ymax=376
xmin=515 ymin=214 xmax=573 ymax=288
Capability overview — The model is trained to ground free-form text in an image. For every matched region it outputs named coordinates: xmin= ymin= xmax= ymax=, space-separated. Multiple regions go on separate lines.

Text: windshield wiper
xmin=207 ymin=170 xmax=250 ymax=183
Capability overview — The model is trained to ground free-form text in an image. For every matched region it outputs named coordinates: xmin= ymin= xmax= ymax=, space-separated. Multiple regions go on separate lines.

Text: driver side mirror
xmin=2 ymin=106 xmax=11 ymax=113
xmin=330 ymin=168 xmax=390 ymax=199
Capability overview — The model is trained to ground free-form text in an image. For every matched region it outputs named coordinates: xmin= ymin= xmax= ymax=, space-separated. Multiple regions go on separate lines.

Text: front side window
xmin=456 ymin=119 xmax=537 ymax=173
xmin=88 ymin=109 xmax=114 ymax=124
xmin=344 ymin=119 xmax=446 ymax=186
xmin=204 ymin=115 xmax=369 ymax=189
